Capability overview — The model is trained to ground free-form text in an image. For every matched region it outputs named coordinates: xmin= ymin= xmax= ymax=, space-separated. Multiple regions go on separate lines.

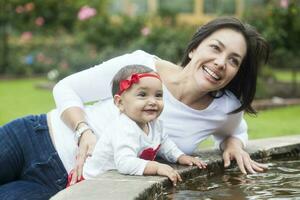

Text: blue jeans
xmin=0 ymin=114 xmax=67 ymax=200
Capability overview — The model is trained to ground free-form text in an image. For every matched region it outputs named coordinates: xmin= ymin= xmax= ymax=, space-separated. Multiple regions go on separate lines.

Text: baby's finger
xmin=176 ymin=171 xmax=182 ymax=182
xmin=168 ymin=172 xmax=178 ymax=186
xmin=194 ymin=157 xmax=207 ymax=169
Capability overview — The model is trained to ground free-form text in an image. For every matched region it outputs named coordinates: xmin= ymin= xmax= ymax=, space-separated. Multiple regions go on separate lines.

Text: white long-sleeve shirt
xmin=83 ymin=114 xmax=184 ymax=179
xmin=50 ymin=50 xmax=248 ymax=172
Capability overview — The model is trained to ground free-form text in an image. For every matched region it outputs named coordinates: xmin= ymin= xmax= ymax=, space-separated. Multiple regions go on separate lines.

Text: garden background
xmin=1 ymin=0 xmax=299 ymax=145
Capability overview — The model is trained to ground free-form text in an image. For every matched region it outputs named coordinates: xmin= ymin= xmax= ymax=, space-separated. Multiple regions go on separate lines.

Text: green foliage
xmin=78 ymin=15 xmax=147 ymax=50
xmin=127 ymin=25 xmax=194 ymax=63
xmin=0 ymin=0 xmax=110 ymax=74
xmin=244 ymin=0 xmax=300 ymax=69
xmin=1 ymin=0 xmax=195 ymax=77
xmin=6 ymin=34 xmax=100 ymax=79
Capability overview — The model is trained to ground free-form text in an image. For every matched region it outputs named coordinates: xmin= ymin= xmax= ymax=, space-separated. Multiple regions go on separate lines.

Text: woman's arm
xmin=53 ymin=50 xmax=156 ymax=116
xmin=212 ymin=96 xmax=268 ymax=174
xmin=53 ymin=52 xmax=137 ymax=183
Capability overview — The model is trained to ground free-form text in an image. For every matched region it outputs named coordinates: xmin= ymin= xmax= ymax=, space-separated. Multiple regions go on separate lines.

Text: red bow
xmin=118 ymin=74 xmax=140 ymax=95
xmin=117 ymin=73 xmax=161 ymax=95
xmin=139 ymin=144 xmax=161 ymax=161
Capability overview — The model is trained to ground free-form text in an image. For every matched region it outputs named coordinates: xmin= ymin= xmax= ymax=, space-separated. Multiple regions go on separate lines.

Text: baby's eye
xmin=155 ymin=92 xmax=163 ymax=98
xmin=137 ymin=91 xmax=146 ymax=97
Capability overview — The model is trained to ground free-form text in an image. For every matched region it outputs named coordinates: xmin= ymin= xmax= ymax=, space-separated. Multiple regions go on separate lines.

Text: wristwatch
xmin=74 ymin=123 xmax=93 ymax=144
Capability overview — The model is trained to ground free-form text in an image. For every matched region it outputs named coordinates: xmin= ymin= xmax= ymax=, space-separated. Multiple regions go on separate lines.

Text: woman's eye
xmin=210 ymin=44 xmax=220 ymax=51
xmin=229 ymin=57 xmax=240 ymax=67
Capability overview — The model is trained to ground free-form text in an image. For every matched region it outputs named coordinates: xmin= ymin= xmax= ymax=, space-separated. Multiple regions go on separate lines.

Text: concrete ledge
xmin=51 ymin=135 xmax=300 ymax=200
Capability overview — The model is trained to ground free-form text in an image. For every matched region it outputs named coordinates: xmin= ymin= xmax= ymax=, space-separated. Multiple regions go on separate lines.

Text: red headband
xmin=117 ymin=73 xmax=161 ymax=95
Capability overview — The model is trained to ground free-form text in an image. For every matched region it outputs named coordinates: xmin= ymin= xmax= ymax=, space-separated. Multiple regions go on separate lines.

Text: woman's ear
xmin=188 ymin=51 xmax=193 ymax=59
xmin=113 ymin=95 xmax=124 ymax=112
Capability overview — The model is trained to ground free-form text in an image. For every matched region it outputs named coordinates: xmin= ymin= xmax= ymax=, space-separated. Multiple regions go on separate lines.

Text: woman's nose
xmin=214 ymin=55 xmax=226 ymax=70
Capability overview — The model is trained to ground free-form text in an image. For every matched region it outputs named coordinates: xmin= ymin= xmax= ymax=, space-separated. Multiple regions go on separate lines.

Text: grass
xmin=199 ymin=105 xmax=300 ymax=148
xmin=273 ymin=69 xmax=299 ymax=83
xmin=245 ymin=105 xmax=300 ymax=138
xmin=1 ymin=78 xmax=300 ymax=146
xmin=0 ymin=78 xmax=54 ymax=125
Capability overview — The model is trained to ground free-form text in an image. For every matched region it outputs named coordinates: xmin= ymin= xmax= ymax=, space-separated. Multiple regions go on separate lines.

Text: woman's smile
xmin=202 ymin=65 xmax=221 ymax=81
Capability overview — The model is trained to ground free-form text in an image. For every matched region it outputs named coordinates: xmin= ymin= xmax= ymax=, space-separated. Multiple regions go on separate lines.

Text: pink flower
xmin=280 ymin=0 xmax=289 ymax=8
xmin=36 ymin=53 xmax=46 ymax=63
xmin=35 ymin=17 xmax=45 ymax=26
xmin=141 ymin=27 xmax=151 ymax=36
xmin=59 ymin=60 xmax=69 ymax=70
xmin=20 ymin=32 xmax=33 ymax=42
xmin=16 ymin=6 xmax=24 ymax=14
xmin=78 ymin=6 xmax=97 ymax=21
xmin=25 ymin=2 xmax=34 ymax=12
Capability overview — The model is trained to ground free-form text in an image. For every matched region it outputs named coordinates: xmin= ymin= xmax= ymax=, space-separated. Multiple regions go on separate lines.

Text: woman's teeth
xmin=203 ymin=66 xmax=220 ymax=80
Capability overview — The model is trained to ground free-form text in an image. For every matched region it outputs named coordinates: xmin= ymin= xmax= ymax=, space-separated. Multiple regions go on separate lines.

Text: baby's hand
xmin=157 ymin=163 xmax=182 ymax=186
xmin=178 ymin=155 xmax=207 ymax=169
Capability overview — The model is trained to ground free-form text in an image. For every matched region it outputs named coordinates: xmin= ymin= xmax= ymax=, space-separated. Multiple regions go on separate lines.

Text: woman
xmin=0 ymin=17 xmax=269 ymax=199
xmin=53 ymin=17 xmax=269 ymax=184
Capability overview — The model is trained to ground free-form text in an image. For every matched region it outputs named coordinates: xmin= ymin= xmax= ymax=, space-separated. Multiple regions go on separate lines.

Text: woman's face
xmin=187 ymin=28 xmax=247 ymax=92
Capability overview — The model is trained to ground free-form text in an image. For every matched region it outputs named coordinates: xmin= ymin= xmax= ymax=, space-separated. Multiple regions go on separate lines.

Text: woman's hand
xmin=177 ymin=155 xmax=207 ymax=169
xmin=69 ymin=130 xmax=97 ymax=185
xmin=156 ymin=163 xmax=182 ymax=186
xmin=222 ymin=137 xmax=268 ymax=174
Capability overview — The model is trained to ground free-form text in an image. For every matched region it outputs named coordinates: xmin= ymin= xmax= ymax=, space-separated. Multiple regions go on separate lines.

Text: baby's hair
xmin=111 ymin=64 xmax=154 ymax=96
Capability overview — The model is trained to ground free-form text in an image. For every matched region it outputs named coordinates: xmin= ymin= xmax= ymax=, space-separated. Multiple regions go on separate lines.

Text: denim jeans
xmin=0 ymin=114 xmax=67 ymax=200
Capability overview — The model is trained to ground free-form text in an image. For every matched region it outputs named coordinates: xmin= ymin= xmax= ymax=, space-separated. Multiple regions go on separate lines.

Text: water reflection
xmin=166 ymin=158 xmax=300 ymax=200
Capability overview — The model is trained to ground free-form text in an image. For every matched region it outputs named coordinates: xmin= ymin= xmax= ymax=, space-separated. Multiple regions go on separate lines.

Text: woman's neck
xmin=155 ymin=59 xmax=213 ymax=110
xmin=165 ymin=68 xmax=213 ymax=110
xmin=170 ymin=74 xmax=213 ymax=110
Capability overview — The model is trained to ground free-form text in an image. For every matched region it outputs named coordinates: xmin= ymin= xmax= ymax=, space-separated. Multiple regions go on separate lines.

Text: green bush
xmin=7 ymin=34 xmax=100 ymax=80
xmin=127 ymin=25 xmax=194 ymax=63
xmin=243 ymin=0 xmax=300 ymax=69
xmin=78 ymin=15 xmax=147 ymax=50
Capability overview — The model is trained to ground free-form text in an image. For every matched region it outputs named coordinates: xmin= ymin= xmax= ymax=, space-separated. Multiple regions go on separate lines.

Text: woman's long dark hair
xmin=181 ymin=17 xmax=269 ymax=114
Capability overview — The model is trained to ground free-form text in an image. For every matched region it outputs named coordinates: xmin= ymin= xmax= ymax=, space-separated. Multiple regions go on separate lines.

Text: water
xmin=166 ymin=158 xmax=300 ymax=200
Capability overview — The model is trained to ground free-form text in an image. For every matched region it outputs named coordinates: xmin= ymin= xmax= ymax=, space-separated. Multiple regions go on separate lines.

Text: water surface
xmin=166 ymin=158 xmax=300 ymax=200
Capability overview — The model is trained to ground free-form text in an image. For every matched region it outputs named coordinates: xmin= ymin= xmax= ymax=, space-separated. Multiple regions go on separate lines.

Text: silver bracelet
xmin=74 ymin=121 xmax=88 ymax=132
xmin=74 ymin=123 xmax=93 ymax=144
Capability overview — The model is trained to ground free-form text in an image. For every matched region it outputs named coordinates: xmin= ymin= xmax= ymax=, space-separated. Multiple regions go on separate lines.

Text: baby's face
xmin=118 ymin=73 xmax=163 ymax=128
